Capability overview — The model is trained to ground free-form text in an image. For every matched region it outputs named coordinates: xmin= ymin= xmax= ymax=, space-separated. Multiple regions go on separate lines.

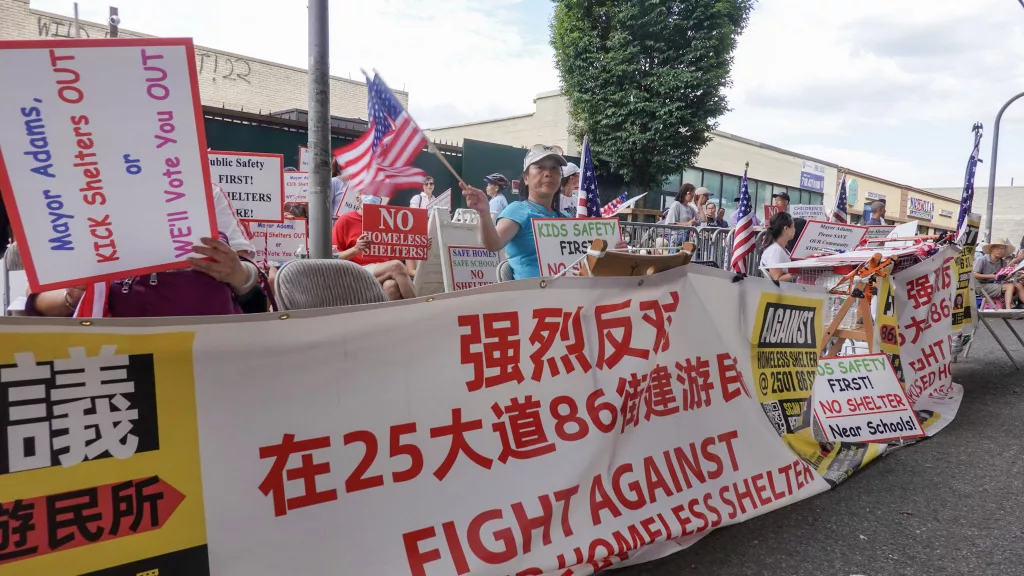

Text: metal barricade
xmin=620 ymin=222 xmax=698 ymax=255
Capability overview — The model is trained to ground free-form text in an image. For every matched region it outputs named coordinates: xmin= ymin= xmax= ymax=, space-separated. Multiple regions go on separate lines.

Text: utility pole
xmin=108 ymin=6 xmax=119 ymax=38
xmin=985 ymin=91 xmax=1024 ymax=243
xmin=306 ymin=0 xmax=332 ymax=259
xmin=73 ymin=2 xmax=80 ymax=38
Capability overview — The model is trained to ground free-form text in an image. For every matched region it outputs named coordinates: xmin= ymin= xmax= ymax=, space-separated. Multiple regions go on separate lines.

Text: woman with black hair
xmin=665 ymin=183 xmax=698 ymax=226
xmin=760 ymin=211 xmax=796 ymax=282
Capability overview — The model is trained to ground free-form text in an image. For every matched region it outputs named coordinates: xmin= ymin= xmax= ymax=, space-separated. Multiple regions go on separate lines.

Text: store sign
xmin=939 ymin=209 xmax=954 ymax=218
xmin=866 ymin=191 xmax=886 ymax=201
xmin=799 ymin=160 xmax=826 ymax=193
xmin=848 ymin=179 xmax=860 ymax=205
xmin=908 ymin=197 xmax=935 ymax=220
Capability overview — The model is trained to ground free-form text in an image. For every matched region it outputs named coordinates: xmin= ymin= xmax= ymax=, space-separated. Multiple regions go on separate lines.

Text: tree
xmin=551 ymin=0 xmax=754 ymax=192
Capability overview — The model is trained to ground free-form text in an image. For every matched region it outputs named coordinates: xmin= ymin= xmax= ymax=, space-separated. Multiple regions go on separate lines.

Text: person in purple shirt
xmin=728 ymin=197 xmax=761 ymax=227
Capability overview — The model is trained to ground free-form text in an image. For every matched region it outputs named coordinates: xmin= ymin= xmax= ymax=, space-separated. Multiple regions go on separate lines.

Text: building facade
xmin=0 ymin=0 xmax=408 ymax=119
xmin=426 ymin=91 xmax=964 ymax=234
xmin=926 ymin=187 xmax=1024 ymax=246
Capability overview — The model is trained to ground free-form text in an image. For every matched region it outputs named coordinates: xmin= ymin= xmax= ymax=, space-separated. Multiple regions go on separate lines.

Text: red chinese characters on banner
xmin=258 ymin=434 xmax=338 ymax=517
xmin=528 ymin=307 xmax=592 ymax=382
xmin=898 ymin=256 xmax=956 ymax=406
xmin=459 ymin=312 xmax=525 ymax=392
xmin=430 ymin=409 xmax=493 ymax=481
xmin=491 ymin=396 xmax=556 ymax=464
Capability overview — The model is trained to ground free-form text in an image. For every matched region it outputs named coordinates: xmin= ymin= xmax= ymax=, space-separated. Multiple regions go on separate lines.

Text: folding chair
xmin=967 ymin=290 xmax=1024 ymax=371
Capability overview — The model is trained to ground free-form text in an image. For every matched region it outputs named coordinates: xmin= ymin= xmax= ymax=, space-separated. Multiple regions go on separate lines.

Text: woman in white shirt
xmin=760 ymin=211 xmax=796 ymax=282
xmin=409 ymin=176 xmax=436 ymax=209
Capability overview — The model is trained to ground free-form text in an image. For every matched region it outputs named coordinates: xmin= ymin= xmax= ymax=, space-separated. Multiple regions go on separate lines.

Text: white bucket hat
xmin=523 ymin=144 xmax=568 ymax=170
xmin=982 ymin=238 xmax=1014 ymax=254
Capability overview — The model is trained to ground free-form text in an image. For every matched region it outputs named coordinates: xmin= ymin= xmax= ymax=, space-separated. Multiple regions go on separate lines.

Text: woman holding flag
xmin=462 ymin=145 xmax=569 ymax=279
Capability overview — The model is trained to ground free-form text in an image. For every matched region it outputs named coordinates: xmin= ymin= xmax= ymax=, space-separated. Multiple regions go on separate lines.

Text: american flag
xmin=831 ymin=174 xmax=848 ymax=224
xmin=577 ymin=137 xmax=601 ymax=218
xmin=334 ymin=73 xmax=427 ymax=199
xmin=730 ymin=165 xmax=756 ymax=273
xmin=601 ymin=193 xmax=629 ymax=217
xmin=958 ymin=123 xmax=983 ymax=231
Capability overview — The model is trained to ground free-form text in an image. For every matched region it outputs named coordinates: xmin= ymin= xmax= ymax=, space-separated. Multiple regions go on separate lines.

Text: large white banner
xmin=0 ymin=38 xmax=216 ymax=292
xmin=893 ymin=246 xmax=958 ymax=407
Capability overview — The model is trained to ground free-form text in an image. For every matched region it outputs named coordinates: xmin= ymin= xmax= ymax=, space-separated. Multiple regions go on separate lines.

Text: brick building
xmin=0 ymin=0 xmax=408 ymax=119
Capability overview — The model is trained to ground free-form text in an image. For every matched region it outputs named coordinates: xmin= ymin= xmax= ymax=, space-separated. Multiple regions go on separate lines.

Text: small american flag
xmin=958 ymin=123 xmax=983 ymax=231
xmin=578 ymin=137 xmax=601 ymax=218
xmin=831 ymin=174 xmax=848 ymax=224
xmin=601 ymin=193 xmax=629 ymax=217
xmin=335 ymin=73 xmax=427 ymax=199
xmin=730 ymin=164 xmax=756 ymax=273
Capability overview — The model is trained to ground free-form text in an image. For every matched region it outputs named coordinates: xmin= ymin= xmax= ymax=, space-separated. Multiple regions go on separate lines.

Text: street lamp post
xmin=985 ymin=91 xmax=1024 ymax=243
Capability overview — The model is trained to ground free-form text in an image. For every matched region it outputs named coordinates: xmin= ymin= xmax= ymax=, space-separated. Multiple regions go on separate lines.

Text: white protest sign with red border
xmin=893 ymin=246 xmax=958 ymax=408
xmin=811 ymin=354 xmax=924 ymax=443
xmin=790 ymin=220 xmax=867 ymax=260
xmin=362 ymin=204 xmax=429 ymax=260
xmin=447 ymin=245 xmax=500 ymax=291
xmin=0 ymin=37 xmax=217 ymax=292
xmin=532 ymin=217 xmax=621 ymax=277
xmin=284 ymin=172 xmax=309 ymax=204
xmin=789 ymin=204 xmax=826 ymax=221
xmin=208 ymin=151 xmax=284 ymax=223
xmin=864 ymin=225 xmax=896 ymax=240
xmin=334 ymin=184 xmax=361 ymax=218
xmin=251 ymin=219 xmax=307 ymax=265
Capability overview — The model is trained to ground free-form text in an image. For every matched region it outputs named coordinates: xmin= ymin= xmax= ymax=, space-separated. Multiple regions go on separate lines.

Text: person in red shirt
xmin=333 ymin=195 xmax=416 ymax=300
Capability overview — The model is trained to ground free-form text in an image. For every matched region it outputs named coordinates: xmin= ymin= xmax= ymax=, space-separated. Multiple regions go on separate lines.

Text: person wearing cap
xmin=461 ymin=145 xmax=569 ymax=279
xmin=332 ymin=195 xmax=416 ymax=300
xmin=728 ymin=198 xmax=761 ymax=227
xmin=484 ymin=173 xmax=510 ymax=216
xmin=694 ymin=187 xmax=710 ymax=224
xmin=973 ymin=238 xmax=1024 ymax=309
xmin=560 ymin=163 xmax=581 ymax=217
xmin=866 ymin=201 xmax=887 ymax=225
xmin=772 ymin=191 xmax=791 ymax=213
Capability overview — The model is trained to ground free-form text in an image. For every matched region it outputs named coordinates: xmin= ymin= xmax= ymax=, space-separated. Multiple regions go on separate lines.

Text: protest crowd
xmin=1 ymin=33 xmax=1023 ymax=576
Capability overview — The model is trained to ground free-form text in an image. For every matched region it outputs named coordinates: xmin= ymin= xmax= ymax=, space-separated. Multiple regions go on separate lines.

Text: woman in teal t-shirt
xmin=462 ymin=145 xmax=567 ymax=279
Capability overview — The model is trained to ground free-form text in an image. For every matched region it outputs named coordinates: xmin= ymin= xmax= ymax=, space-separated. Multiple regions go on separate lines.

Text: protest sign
xmin=0 ymin=38 xmax=217 ymax=292
xmin=810 ymin=354 xmax=923 ymax=443
xmin=426 ymin=188 xmax=452 ymax=213
xmin=790 ymin=221 xmax=867 ymax=259
xmin=208 ymin=151 xmax=283 ymax=223
xmin=764 ymin=205 xmax=782 ymax=222
xmin=298 ymin=146 xmax=311 ymax=171
xmin=790 ymin=205 xmax=827 ymax=221
xmin=446 ymin=245 xmax=500 ymax=291
xmin=251 ymin=219 xmax=307 ymax=264
xmin=864 ymin=225 xmax=896 ymax=240
xmin=334 ymin=184 xmax=361 ymax=219
xmin=532 ymin=217 xmax=620 ymax=276
xmin=284 ymin=172 xmax=309 ymax=203
xmin=951 ymin=213 xmax=980 ymax=337
xmin=893 ymin=247 xmax=958 ymax=408
xmin=362 ymin=204 xmax=429 ymax=260
xmin=0 ymin=331 xmax=208 ymax=574
xmin=2 ymin=261 xmax=972 ymax=574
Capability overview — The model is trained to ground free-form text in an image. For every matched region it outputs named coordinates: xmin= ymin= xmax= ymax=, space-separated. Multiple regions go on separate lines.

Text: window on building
xmin=721 ymin=174 xmax=740 ymax=212
xmin=682 ymin=168 xmax=702 ymax=189
xmin=702 ymin=172 xmax=722 ymax=204
xmin=755 ymin=182 xmax=772 ymax=215
xmin=805 ymin=191 xmax=823 ymax=206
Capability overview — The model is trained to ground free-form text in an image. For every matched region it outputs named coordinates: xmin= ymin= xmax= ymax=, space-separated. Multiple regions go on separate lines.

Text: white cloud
xmin=31 ymin=0 xmax=1024 ymax=188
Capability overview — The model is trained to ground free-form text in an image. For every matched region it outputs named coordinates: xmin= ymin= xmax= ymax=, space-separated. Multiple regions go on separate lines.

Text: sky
xmin=32 ymin=0 xmax=1024 ymax=188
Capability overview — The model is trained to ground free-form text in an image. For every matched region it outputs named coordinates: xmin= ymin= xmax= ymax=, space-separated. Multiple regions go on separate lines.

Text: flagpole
xmin=370 ymin=68 xmax=466 ymax=187
xmin=306 ymin=0 xmax=333 ymax=259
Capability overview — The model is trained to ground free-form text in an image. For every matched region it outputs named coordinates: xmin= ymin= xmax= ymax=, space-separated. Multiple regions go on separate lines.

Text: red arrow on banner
xmin=0 ymin=476 xmax=186 ymax=567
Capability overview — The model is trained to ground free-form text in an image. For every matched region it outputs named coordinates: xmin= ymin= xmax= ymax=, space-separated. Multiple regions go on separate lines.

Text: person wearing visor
xmin=484 ymin=173 xmax=510 ymax=217
xmin=462 ymin=145 xmax=570 ymax=279
xmin=560 ymin=162 xmax=581 ymax=217
xmin=332 ymin=194 xmax=416 ymax=300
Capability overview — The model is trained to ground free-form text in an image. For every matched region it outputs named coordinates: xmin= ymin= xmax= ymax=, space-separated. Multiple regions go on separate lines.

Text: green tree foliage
xmin=552 ymin=0 xmax=754 ymax=192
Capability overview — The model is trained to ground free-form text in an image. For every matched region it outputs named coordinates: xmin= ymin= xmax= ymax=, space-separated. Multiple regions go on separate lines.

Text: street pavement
xmin=619 ymin=324 xmax=1024 ymax=576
